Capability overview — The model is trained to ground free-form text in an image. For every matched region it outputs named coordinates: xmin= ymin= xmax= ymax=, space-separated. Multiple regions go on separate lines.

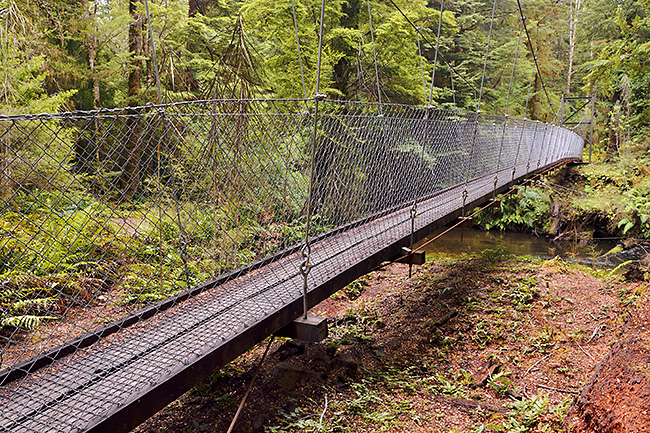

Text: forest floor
xmin=135 ymin=249 xmax=649 ymax=433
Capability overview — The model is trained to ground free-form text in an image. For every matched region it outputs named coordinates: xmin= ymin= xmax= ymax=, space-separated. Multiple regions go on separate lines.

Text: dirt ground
xmin=135 ymin=250 xmax=649 ymax=433
xmin=573 ymin=299 xmax=650 ymax=433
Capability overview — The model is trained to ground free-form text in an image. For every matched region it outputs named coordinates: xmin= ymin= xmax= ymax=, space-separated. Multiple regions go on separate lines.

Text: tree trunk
xmin=188 ymin=0 xmax=206 ymax=17
xmin=143 ymin=18 xmax=152 ymax=90
xmin=123 ymin=0 xmax=143 ymax=200
xmin=566 ymin=0 xmax=581 ymax=94
xmin=128 ymin=0 xmax=143 ymax=106
xmin=528 ymin=73 xmax=541 ymax=121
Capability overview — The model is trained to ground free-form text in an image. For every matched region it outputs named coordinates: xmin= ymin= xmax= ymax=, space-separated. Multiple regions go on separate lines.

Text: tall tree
xmin=122 ymin=0 xmax=144 ymax=199
xmin=566 ymin=0 xmax=582 ymax=94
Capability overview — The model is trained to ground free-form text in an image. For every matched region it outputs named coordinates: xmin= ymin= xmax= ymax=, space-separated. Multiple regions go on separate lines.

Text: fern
xmin=10 ymin=297 xmax=56 ymax=313
xmin=1 ymin=315 xmax=57 ymax=330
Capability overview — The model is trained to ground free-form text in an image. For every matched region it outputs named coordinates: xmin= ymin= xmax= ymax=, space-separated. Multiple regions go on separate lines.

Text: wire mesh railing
xmin=0 ymin=98 xmax=583 ymax=432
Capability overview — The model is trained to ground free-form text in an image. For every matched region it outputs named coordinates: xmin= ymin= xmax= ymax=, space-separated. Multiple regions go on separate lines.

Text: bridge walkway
xmin=0 ymin=160 xmax=576 ymax=433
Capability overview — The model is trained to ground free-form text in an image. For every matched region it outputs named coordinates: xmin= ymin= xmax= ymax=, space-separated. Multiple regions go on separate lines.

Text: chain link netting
xmin=0 ymin=98 xmax=583 ymax=432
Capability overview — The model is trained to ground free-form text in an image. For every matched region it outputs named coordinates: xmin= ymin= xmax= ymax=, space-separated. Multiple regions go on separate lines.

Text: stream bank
xmin=420 ymin=227 xmax=650 ymax=271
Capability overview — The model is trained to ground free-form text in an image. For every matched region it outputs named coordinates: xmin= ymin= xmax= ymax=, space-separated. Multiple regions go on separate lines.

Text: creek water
xmin=416 ymin=228 xmax=634 ymax=269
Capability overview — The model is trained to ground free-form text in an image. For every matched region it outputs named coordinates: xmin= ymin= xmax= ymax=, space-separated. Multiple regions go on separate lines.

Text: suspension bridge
xmin=0 ymin=0 xmax=590 ymax=430
xmin=0 ymin=98 xmax=583 ymax=433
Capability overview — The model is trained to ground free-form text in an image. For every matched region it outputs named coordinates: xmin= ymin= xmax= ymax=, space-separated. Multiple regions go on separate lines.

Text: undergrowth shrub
xmin=474 ymin=186 xmax=550 ymax=232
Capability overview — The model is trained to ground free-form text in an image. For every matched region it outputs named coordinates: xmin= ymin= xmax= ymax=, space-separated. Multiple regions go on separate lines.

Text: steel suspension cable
xmin=505 ymin=29 xmax=523 ymax=117
xmin=367 ymin=0 xmax=383 ymax=105
xmin=462 ymin=0 xmax=497 ymax=217
xmin=512 ymin=54 xmax=538 ymax=182
xmin=357 ymin=38 xmax=366 ymax=93
xmin=142 ymin=0 xmax=193 ymax=296
xmin=449 ymin=64 xmax=457 ymax=107
xmin=416 ymin=29 xmax=427 ymax=100
xmin=515 ymin=0 xmax=554 ymax=116
xmin=428 ymin=0 xmax=445 ymax=106
xmin=476 ymin=0 xmax=497 ymax=113
xmin=314 ymin=0 xmax=326 ymax=95
xmin=535 ymin=95 xmax=551 ymax=169
xmin=494 ymin=27 xmax=523 ymax=196
xmin=291 ymin=0 xmax=307 ymax=99
xmin=409 ymin=104 xmax=433 ymax=277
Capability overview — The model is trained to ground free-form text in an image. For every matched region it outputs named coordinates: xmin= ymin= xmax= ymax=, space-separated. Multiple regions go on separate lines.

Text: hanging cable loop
xmin=300 ymin=247 xmax=312 ymax=277
xmin=494 ymin=27 xmax=522 ymax=197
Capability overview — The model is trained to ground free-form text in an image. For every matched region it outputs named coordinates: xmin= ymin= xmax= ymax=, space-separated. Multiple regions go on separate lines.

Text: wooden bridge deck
xmin=0 ymin=160 xmax=576 ymax=433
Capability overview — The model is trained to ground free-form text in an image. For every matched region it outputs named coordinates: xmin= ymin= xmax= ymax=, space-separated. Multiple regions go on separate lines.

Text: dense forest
xmin=1 ymin=1 xmax=649 ymax=431
xmin=1 ymin=0 xmax=642 ymax=118
xmin=0 ymin=0 xmax=648 ymax=329
xmin=0 ymin=0 xmax=646 ymax=306
xmin=3 ymin=0 xmax=650 ymax=157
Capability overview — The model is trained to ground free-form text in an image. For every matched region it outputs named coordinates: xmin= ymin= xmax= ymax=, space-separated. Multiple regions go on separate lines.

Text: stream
xmin=417 ymin=228 xmax=647 ymax=269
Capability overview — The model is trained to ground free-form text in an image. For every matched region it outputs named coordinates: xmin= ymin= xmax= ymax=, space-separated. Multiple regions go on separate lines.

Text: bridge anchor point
xmin=276 ymin=314 xmax=328 ymax=342
xmin=398 ymin=247 xmax=426 ymax=265
xmin=458 ymin=216 xmax=474 ymax=228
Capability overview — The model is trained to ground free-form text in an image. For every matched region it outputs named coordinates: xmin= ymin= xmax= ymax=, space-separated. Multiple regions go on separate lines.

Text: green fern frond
xmin=1 ymin=314 xmax=57 ymax=330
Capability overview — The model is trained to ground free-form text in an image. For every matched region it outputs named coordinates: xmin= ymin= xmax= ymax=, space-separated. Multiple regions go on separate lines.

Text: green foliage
xmin=503 ymin=276 xmax=538 ymax=311
xmin=1 ymin=314 xmax=57 ymax=330
xmin=430 ymin=372 xmax=465 ymax=397
xmin=333 ymin=274 xmax=372 ymax=301
xmin=474 ymin=186 xmax=550 ymax=232
xmin=527 ymin=325 xmax=556 ymax=354
xmin=487 ymin=369 xmax=512 ymax=397
xmin=566 ymin=162 xmax=650 ymax=239
xmin=0 ymin=280 xmax=60 ymax=331
xmin=0 ymin=0 xmax=584 ymax=112
xmin=473 ymin=393 xmax=572 ymax=432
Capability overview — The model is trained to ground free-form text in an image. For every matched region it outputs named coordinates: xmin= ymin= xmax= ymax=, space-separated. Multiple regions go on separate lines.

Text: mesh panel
xmin=0 ymin=99 xmax=584 ymax=432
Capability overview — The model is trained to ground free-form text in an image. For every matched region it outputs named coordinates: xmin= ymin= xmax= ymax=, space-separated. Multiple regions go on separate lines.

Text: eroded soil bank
xmin=136 ymin=251 xmax=649 ymax=433
xmin=573 ymin=300 xmax=650 ymax=433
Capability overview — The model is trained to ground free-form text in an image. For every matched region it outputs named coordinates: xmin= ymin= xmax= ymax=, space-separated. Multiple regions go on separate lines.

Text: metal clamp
xmin=299 ymin=254 xmax=312 ymax=278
